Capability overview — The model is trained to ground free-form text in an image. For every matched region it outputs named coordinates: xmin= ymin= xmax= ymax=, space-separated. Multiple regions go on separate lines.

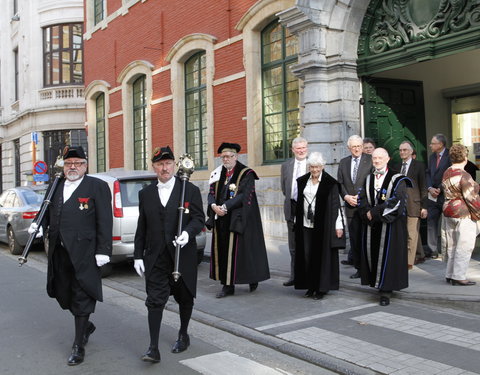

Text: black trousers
xmin=52 ymin=244 xmax=96 ymax=316
xmin=145 ymin=250 xmax=193 ymax=312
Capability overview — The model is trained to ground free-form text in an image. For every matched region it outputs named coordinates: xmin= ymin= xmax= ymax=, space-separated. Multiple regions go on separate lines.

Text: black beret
xmin=152 ymin=146 xmax=175 ymax=162
xmin=217 ymin=142 xmax=241 ymax=154
xmin=63 ymin=145 xmax=86 ymax=160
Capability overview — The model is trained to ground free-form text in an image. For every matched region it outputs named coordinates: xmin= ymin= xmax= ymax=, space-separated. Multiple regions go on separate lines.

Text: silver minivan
xmin=89 ymin=169 xmax=206 ymax=276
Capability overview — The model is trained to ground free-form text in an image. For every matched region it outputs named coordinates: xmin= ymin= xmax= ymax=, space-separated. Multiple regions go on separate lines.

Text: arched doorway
xmin=357 ymin=0 xmax=480 ymax=164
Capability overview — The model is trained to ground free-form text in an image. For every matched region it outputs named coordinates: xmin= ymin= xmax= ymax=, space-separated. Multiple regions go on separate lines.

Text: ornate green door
xmin=363 ymin=78 xmax=427 ymax=163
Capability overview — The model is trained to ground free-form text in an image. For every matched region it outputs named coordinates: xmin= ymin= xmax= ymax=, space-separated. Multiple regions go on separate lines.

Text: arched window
xmin=185 ymin=52 xmax=207 ymax=168
xmin=262 ymin=20 xmax=299 ymax=163
xmin=133 ymin=75 xmax=147 ymax=170
xmin=95 ymin=93 xmax=106 ymax=172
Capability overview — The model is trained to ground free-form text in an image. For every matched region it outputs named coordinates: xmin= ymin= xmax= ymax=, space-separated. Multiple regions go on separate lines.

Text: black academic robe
xmin=45 ymin=176 xmax=113 ymax=304
xmin=294 ymin=172 xmax=346 ymax=292
xmin=134 ymin=177 xmax=204 ymax=297
xmin=358 ymin=170 xmax=411 ymax=292
xmin=207 ymin=161 xmax=270 ymax=285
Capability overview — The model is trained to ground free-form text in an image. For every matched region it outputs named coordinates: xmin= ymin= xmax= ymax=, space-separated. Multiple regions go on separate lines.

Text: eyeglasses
xmin=221 ymin=154 xmax=236 ymax=159
xmin=64 ymin=161 xmax=86 ymax=168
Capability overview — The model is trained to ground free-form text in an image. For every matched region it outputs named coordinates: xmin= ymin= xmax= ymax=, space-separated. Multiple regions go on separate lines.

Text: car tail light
xmin=113 ymin=180 xmax=123 ymax=218
xmin=23 ymin=211 xmax=38 ymax=219
xmin=112 ymin=236 xmax=121 ymax=241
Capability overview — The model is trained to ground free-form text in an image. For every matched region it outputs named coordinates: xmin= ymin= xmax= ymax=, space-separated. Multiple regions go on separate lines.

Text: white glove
xmin=134 ymin=259 xmax=145 ymax=277
xmin=27 ymin=222 xmax=43 ymax=238
xmin=95 ymin=254 xmax=110 ymax=267
xmin=173 ymin=231 xmax=189 ymax=248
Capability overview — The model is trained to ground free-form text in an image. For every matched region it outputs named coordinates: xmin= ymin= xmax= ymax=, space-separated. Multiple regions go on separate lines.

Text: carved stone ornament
xmin=368 ymin=0 xmax=480 ymax=55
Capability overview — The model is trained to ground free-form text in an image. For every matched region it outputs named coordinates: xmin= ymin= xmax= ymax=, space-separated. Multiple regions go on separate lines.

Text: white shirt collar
xmin=157 ymin=177 xmax=175 ymax=190
xmin=64 ymin=176 xmax=84 ymax=187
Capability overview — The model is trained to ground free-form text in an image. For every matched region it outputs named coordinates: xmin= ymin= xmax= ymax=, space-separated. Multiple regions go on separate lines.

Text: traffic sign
xmin=33 ymin=174 xmax=49 ymax=182
xmin=34 ymin=161 xmax=48 ymax=174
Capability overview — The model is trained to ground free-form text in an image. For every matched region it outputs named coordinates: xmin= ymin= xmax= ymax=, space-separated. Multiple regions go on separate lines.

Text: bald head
xmin=372 ymin=147 xmax=390 ymax=171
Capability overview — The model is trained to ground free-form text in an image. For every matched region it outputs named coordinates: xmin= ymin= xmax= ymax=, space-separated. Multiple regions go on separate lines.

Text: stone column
xmin=278 ymin=4 xmax=362 ymax=174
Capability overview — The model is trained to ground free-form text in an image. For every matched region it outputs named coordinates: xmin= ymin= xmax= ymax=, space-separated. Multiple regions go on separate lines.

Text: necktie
xmin=401 ymin=162 xmax=407 ymax=175
xmin=292 ymin=162 xmax=302 ymax=201
xmin=352 ymin=157 xmax=359 ymax=184
xmin=436 ymin=153 xmax=441 ymax=168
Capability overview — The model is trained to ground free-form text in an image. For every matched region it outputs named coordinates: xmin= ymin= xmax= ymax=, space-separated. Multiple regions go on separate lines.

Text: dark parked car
xmin=0 ymin=185 xmax=47 ymax=255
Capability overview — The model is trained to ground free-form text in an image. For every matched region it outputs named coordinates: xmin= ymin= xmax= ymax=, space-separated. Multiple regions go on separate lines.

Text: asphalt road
xmin=0 ymin=245 xmax=334 ymax=375
xmin=4 ymin=244 xmax=480 ymax=375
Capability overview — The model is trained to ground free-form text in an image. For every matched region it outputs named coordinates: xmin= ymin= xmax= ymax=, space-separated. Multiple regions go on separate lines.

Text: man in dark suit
xmin=426 ymin=134 xmax=451 ymax=258
xmin=337 ymin=135 xmax=372 ymax=278
xmin=280 ymin=137 xmax=308 ymax=286
xmin=30 ymin=145 xmax=113 ymax=366
xmin=133 ymin=146 xmax=204 ymax=363
xmin=396 ymin=141 xmax=428 ymax=269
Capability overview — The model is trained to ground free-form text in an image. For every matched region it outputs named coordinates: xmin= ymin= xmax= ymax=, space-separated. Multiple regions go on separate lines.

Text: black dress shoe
xmin=304 ymin=290 xmax=314 ymax=298
xmin=82 ymin=321 xmax=96 ymax=347
xmin=313 ymin=291 xmax=325 ymax=300
xmin=379 ymin=296 xmax=390 ymax=306
xmin=67 ymin=345 xmax=85 ymax=366
xmin=341 ymin=260 xmax=354 ymax=266
xmin=445 ymin=278 xmax=452 ymax=283
xmin=283 ymin=280 xmax=294 ymax=287
xmin=249 ymin=282 xmax=258 ymax=292
xmin=349 ymin=271 xmax=360 ymax=279
xmin=141 ymin=347 xmax=161 ymax=363
xmin=451 ymin=279 xmax=476 ymax=286
xmin=172 ymin=333 xmax=190 ymax=353
xmin=216 ymin=285 xmax=235 ymax=298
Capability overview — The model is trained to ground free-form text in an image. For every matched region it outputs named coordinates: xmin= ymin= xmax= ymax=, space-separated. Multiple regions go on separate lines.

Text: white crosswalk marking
xmin=351 ymin=312 xmax=480 ymax=351
xmin=180 ymin=351 xmax=293 ymax=375
xmin=255 ymin=303 xmax=377 ymax=331
xmin=278 ymin=327 xmax=478 ymax=375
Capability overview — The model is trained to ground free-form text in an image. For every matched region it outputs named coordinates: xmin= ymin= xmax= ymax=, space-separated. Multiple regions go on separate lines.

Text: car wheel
xmin=100 ymin=263 xmax=113 ymax=278
xmin=7 ymin=226 xmax=23 ymax=255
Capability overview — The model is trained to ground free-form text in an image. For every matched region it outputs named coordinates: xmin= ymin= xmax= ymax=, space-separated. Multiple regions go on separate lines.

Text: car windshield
xmin=120 ymin=179 xmax=156 ymax=207
xmin=22 ymin=189 xmax=46 ymax=205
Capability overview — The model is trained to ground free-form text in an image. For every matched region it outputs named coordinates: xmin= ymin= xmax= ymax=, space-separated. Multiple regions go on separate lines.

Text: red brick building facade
xmin=84 ymin=0 xmax=298 ymax=183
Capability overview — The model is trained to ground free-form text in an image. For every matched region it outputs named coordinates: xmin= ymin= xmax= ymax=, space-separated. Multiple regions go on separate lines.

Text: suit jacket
xmin=134 ymin=177 xmax=204 ymax=296
xmin=426 ymin=148 xmax=451 ymax=203
xmin=45 ymin=175 xmax=113 ymax=302
xmin=394 ymin=159 xmax=427 ymax=217
xmin=337 ymin=153 xmax=372 ymax=218
xmin=281 ymin=158 xmax=295 ymax=221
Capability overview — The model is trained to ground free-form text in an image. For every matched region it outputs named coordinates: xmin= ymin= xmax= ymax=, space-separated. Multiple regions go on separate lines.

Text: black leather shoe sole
xmin=67 ymin=345 xmax=85 ymax=366
xmin=172 ymin=334 xmax=190 ymax=353
xmin=349 ymin=271 xmax=360 ymax=279
xmin=216 ymin=287 xmax=235 ymax=298
xmin=141 ymin=347 xmax=161 ymax=363
xmin=379 ymin=296 xmax=390 ymax=306
xmin=451 ymin=280 xmax=476 ymax=286
xmin=283 ymin=280 xmax=294 ymax=287
xmin=341 ymin=260 xmax=354 ymax=266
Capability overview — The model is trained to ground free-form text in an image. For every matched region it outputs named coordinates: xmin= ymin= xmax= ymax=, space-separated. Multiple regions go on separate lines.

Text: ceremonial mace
xmin=18 ymin=157 xmax=64 ymax=266
xmin=172 ymin=154 xmax=195 ymax=282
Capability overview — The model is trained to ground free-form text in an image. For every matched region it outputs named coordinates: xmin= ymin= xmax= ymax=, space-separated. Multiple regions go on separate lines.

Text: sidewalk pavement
xmin=260 ymin=237 xmax=480 ymax=310
xmin=338 ymin=253 xmax=480 ymax=310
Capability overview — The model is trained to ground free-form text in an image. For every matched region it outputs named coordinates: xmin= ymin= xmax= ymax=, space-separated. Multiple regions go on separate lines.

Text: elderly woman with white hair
xmin=294 ymin=152 xmax=346 ymax=300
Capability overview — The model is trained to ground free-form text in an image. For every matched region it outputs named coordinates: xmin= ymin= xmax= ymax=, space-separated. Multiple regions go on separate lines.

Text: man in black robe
xmin=30 ymin=146 xmax=113 ymax=365
xmin=358 ymin=148 xmax=411 ymax=306
xmin=134 ymin=146 xmax=204 ymax=363
xmin=207 ymin=142 xmax=270 ymax=298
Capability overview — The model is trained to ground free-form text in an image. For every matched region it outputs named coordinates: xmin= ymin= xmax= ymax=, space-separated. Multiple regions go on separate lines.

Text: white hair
xmin=307 ymin=151 xmax=326 ymax=167
xmin=347 ymin=135 xmax=363 ymax=147
xmin=292 ymin=137 xmax=308 ymax=147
